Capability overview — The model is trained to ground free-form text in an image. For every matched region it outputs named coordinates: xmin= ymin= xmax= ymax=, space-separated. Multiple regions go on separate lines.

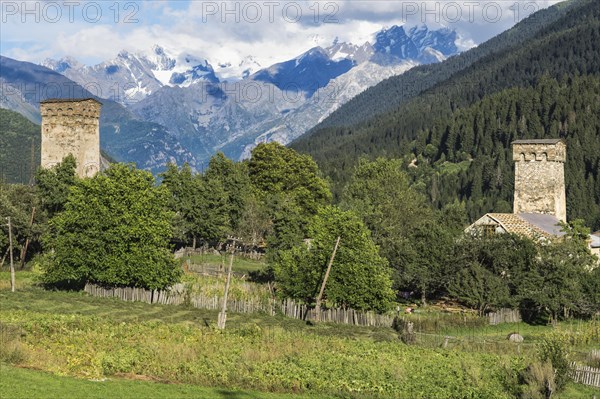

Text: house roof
xmin=478 ymin=213 xmax=564 ymax=240
xmin=512 ymin=139 xmax=564 ymax=145
xmin=591 ymin=234 xmax=600 ymax=249
xmin=518 ymin=213 xmax=565 ymax=237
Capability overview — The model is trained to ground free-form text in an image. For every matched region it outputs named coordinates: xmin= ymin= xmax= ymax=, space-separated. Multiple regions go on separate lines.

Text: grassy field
xmin=184 ymin=253 xmax=266 ymax=275
xmin=0 ymin=364 xmax=326 ymax=399
xmin=3 ymin=364 xmax=597 ymax=399
xmin=0 ymin=271 xmax=598 ymax=398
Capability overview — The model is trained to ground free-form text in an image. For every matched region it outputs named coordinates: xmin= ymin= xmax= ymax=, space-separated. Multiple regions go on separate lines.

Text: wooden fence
xmin=570 ymin=362 xmax=600 ymax=388
xmin=488 ymin=308 xmax=522 ymax=325
xmin=83 ymin=283 xmax=394 ymax=328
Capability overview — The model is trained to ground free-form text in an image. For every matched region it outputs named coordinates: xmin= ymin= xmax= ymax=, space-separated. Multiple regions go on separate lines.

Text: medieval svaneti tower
xmin=512 ymin=139 xmax=567 ymax=223
xmin=467 ymin=139 xmax=568 ymax=240
xmin=40 ymin=98 xmax=102 ymax=178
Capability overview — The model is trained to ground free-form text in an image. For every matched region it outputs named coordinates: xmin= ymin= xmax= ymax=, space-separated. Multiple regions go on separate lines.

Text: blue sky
xmin=1 ymin=0 xmax=562 ymax=76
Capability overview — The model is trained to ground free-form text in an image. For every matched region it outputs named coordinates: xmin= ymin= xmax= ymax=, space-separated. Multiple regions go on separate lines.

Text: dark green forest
xmin=292 ymin=0 xmax=600 ymax=229
xmin=0 ymin=108 xmax=40 ymax=184
xmin=409 ymin=76 xmax=600 ymax=227
xmin=310 ymin=0 xmax=581 ymax=131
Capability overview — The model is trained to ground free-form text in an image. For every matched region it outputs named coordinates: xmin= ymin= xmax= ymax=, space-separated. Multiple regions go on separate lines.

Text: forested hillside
xmin=0 ymin=109 xmax=117 ymax=185
xmin=291 ymin=0 xmax=600 ymax=230
xmin=409 ymin=76 xmax=600 ymax=229
xmin=309 ymin=0 xmax=579 ymax=131
xmin=0 ymin=108 xmax=40 ymax=184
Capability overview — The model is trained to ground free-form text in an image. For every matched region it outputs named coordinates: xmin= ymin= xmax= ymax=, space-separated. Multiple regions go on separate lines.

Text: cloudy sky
xmin=1 ymin=0 xmax=562 ymax=77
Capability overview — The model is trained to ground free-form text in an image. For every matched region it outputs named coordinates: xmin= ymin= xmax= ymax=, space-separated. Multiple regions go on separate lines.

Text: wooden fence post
xmin=19 ymin=207 xmax=35 ymax=269
xmin=315 ymin=236 xmax=340 ymax=321
xmin=7 ymin=217 xmax=15 ymax=292
xmin=217 ymin=252 xmax=234 ymax=329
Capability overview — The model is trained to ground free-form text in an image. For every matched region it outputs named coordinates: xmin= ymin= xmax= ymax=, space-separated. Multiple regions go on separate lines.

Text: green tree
xmin=343 ymin=158 xmax=453 ymax=303
xmin=42 ymin=164 xmax=181 ymax=290
xmin=448 ymin=261 xmax=511 ymax=315
xmin=272 ymin=206 xmax=394 ymax=312
xmin=342 ymin=157 xmax=429 ymax=248
xmin=394 ymin=218 xmax=456 ymax=304
xmin=160 ymin=163 xmax=195 ymax=244
xmin=0 ymin=183 xmax=46 ymax=265
xmin=204 ymin=152 xmax=251 ymax=232
xmin=161 ymin=163 xmax=230 ymax=247
xmin=35 ymin=154 xmax=77 ymax=217
xmin=518 ymin=239 xmax=595 ymax=323
xmin=234 ymin=193 xmax=271 ymax=249
xmin=192 ymin=175 xmax=229 ymax=245
xmin=248 ymin=143 xmax=331 ymax=255
xmin=248 ymin=142 xmax=331 ymax=216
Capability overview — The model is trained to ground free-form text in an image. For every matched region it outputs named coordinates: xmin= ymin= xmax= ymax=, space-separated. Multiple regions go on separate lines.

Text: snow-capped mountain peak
xmin=43 ymin=45 xmax=219 ymax=103
xmin=40 ymin=24 xmax=460 ymax=169
xmin=41 ymin=56 xmax=83 ymax=73
xmin=373 ymin=24 xmax=458 ymax=63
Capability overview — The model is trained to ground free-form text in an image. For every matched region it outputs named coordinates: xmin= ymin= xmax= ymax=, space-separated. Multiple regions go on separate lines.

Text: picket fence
xmin=570 ymin=362 xmax=600 ymax=388
xmin=488 ymin=308 xmax=522 ymax=325
xmin=83 ymin=283 xmax=394 ymax=328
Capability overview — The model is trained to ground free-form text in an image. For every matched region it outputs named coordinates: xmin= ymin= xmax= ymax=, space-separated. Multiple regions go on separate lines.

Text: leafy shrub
xmin=537 ymin=333 xmax=570 ymax=391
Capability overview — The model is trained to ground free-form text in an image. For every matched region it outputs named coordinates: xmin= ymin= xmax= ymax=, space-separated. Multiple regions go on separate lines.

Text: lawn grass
xmin=0 ymin=363 xmax=326 ymax=399
xmin=1 ymin=363 xmax=596 ymax=399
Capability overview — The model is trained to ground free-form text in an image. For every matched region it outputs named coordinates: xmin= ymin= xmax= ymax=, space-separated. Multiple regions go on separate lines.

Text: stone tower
xmin=512 ymin=139 xmax=567 ymax=222
xmin=40 ymin=98 xmax=102 ymax=178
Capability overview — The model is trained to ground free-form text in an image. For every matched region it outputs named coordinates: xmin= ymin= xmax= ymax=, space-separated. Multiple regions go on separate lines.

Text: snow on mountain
xmin=39 ymin=25 xmax=459 ymax=167
xmin=325 ymin=39 xmax=375 ymax=63
xmin=1 ymin=55 xmax=198 ymax=174
xmin=42 ymin=46 xmax=219 ymax=105
xmin=218 ymin=55 xmax=262 ymax=80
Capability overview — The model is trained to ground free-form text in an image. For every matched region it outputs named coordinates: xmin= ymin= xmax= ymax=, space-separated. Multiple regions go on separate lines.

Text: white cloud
xmin=0 ymin=0 xmax=563 ymax=74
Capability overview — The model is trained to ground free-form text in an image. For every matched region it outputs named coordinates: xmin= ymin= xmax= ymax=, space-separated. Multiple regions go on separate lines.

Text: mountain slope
xmin=0 ymin=108 xmax=40 ymax=184
xmin=302 ymin=0 xmax=581 ymax=133
xmin=40 ymin=26 xmax=458 ymax=164
xmin=0 ymin=56 xmax=197 ymax=173
xmin=290 ymin=0 xmax=600 ymax=229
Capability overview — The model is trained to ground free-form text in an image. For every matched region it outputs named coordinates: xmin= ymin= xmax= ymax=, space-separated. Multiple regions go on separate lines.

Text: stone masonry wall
xmin=40 ymin=99 xmax=101 ymax=178
xmin=512 ymin=141 xmax=567 ymax=222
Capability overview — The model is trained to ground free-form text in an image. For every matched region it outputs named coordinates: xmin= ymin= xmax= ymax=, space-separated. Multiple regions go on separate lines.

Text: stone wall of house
xmin=40 ymin=99 xmax=101 ymax=178
xmin=512 ymin=141 xmax=567 ymax=222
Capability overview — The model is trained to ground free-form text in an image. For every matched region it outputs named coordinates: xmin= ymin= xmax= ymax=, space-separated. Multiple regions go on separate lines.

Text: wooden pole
xmin=20 ymin=206 xmax=36 ymax=269
xmin=315 ymin=236 xmax=341 ymax=321
xmin=7 ymin=217 xmax=15 ymax=292
xmin=217 ymin=251 xmax=234 ymax=329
